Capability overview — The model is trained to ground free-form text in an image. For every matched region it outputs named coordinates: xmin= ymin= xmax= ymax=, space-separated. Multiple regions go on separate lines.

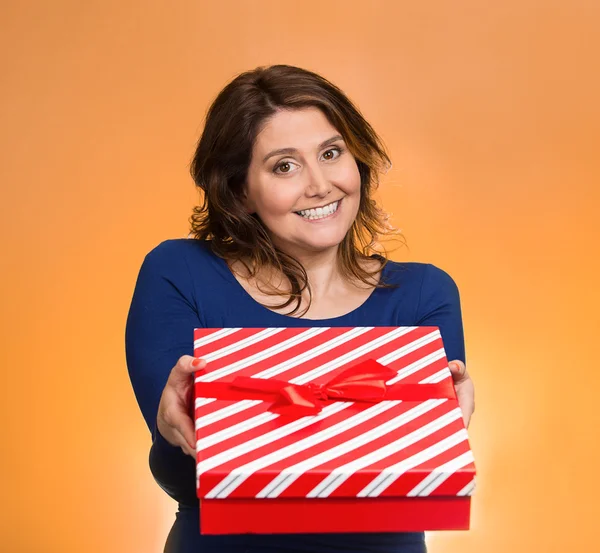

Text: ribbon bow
xmin=195 ymin=359 xmax=454 ymax=417
xmin=229 ymin=359 xmax=397 ymax=416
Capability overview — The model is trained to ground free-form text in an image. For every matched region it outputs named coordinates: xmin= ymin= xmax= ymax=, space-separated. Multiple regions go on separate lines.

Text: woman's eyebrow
xmin=262 ymin=134 xmax=344 ymax=164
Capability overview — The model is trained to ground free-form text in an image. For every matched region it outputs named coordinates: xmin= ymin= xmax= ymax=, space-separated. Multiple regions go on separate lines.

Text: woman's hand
xmin=156 ymin=355 xmax=207 ymax=458
xmin=448 ymin=360 xmax=475 ymax=428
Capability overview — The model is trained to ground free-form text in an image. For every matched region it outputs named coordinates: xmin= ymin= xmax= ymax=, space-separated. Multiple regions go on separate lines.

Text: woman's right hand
xmin=156 ymin=355 xmax=207 ymax=458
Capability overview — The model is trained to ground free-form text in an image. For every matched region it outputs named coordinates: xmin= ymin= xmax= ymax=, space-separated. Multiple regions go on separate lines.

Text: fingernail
xmin=192 ymin=358 xmax=202 ymax=367
xmin=449 ymin=362 xmax=458 ymax=370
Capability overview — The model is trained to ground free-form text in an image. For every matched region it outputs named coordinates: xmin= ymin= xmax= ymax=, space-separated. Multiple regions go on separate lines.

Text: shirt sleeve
xmin=415 ymin=264 xmax=466 ymax=365
xmin=125 ymin=240 xmax=200 ymax=505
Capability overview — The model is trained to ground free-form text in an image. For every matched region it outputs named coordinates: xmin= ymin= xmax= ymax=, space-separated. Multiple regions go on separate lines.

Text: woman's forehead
xmin=254 ymin=107 xmax=340 ymax=152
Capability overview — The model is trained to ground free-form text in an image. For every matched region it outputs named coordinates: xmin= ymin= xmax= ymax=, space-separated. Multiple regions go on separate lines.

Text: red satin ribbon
xmin=195 ymin=358 xmax=455 ymax=417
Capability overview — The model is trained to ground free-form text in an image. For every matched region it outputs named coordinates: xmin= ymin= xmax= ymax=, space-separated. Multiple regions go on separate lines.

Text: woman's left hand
xmin=448 ymin=360 xmax=475 ymax=428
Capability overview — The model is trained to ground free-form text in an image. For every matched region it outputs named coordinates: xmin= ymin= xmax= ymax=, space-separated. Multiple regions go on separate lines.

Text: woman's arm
xmin=415 ymin=263 xmax=466 ymax=364
xmin=415 ymin=264 xmax=474 ymax=426
xmin=125 ymin=240 xmax=201 ymax=504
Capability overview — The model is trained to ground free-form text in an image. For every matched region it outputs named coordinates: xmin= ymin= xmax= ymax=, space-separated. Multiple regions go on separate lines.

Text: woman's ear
xmin=241 ymin=183 xmax=255 ymax=214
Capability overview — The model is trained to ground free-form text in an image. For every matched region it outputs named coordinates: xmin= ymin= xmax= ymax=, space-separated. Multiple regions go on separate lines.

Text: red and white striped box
xmin=193 ymin=326 xmax=476 ymax=535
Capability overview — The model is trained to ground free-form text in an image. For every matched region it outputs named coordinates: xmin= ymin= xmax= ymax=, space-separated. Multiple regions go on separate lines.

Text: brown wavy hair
xmin=189 ymin=64 xmax=402 ymax=316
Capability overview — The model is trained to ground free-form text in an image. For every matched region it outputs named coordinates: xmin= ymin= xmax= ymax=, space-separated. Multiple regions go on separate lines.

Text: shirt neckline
xmin=216 ymin=255 xmax=387 ymax=323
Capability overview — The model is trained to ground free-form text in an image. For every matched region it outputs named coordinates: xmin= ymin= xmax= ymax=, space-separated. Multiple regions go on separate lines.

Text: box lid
xmin=193 ymin=326 xmax=476 ymax=500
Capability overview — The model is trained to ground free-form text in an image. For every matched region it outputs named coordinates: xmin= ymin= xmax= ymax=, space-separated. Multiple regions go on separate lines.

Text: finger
xmin=168 ymin=356 xmax=207 ymax=385
xmin=166 ymin=406 xmax=197 ymax=452
xmin=448 ymin=360 xmax=466 ymax=380
xmin=456 ymin=396 xmax=472 ymax=429
xmin=160 ymin=394 xmax=197 ymax=447
xmin=456 ymin=384 xmax=475 ymax=429
xmin=172 ymin=426 xmax=196 ymax=458
xmin=462 ymin=398 xmax=474 ymax=428
xmin=179 ymin=410 xmax=197 ymax=453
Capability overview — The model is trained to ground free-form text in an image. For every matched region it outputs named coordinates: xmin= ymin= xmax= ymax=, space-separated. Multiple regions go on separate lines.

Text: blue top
xmin=125 ymin=238 xmax=465 ymax=553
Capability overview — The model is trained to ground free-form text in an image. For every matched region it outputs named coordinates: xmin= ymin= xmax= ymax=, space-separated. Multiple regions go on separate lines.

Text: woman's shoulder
xmin=382 ymin=259 xmax=460 ymax=295
xmin=139 ymin=237 xmax=222 ymax=281
xmin=142 ymin=237 xmax=219 ymax=266
xmin=145 ymin=236 xmax=213 ymax=257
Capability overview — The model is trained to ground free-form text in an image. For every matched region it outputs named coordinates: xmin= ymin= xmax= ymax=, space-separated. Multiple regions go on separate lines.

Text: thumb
xmin=189 ymin=356 xmax=207 ymax=372
xmin=448 ymin=360 xmax=466 ymax=380
xmin=169 ymin=356 xmax=207 ymax=386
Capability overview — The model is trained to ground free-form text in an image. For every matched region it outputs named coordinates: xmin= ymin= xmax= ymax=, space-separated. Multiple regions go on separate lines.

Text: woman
xmin=126 ymin=64 xmax=474 ymax=553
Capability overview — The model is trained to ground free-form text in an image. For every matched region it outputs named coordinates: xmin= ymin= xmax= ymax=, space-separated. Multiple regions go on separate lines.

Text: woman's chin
xmin=288 ymin=234 xmax=348 ymax=255
xmin=269 ymin=224 xmax=352 ymax=256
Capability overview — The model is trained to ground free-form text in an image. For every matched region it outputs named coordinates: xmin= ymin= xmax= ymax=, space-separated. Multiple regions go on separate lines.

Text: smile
xmin=295 ymin=200 xmax=341 ymax=221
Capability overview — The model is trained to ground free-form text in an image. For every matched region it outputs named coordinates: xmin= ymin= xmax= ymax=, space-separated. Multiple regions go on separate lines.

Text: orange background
xmin=2 ymin=1 xmax=598 ymax=552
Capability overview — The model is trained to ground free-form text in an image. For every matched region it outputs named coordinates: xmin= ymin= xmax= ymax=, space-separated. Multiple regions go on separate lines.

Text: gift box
xmin=193 ymin=326 xmax=475 ymax=534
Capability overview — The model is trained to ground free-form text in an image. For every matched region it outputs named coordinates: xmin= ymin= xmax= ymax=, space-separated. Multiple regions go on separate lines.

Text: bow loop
xmin=321 ymin=358 xmax=397 ymax=402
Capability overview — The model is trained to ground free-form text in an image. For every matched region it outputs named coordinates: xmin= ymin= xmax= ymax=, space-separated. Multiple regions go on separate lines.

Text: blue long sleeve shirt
xmin=125 ymin=238 xmax=465 ymax=553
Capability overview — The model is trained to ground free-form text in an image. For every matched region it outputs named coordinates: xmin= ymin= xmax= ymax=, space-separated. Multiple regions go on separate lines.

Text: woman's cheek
xmin=342 ymin=163 xmax=362 ymax=191
xmin=271 ymin=185 xmax=303 ymax=213
xmin=260 ymin=192 xmax=297 ymax=217
xmin=326 ymin=163 xmax=360 ymax=193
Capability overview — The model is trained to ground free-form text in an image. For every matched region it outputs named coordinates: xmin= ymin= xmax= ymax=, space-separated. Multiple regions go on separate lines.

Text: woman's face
xmin=244 ymin=107 xmax=361 ymax=257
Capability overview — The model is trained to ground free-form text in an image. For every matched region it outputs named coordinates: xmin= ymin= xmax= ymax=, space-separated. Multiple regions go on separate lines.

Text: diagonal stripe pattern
xmin=193 ymin=326 xmax=475 ymax=500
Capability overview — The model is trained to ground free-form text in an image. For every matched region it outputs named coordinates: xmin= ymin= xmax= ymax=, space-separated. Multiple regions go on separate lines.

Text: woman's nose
xmin=305 ymin=166 xmax=332 ymax=197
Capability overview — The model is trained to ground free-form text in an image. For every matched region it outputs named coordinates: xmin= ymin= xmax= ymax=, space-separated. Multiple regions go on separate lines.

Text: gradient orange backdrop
xmin=2 ymin=2 xmax=599 ymax=552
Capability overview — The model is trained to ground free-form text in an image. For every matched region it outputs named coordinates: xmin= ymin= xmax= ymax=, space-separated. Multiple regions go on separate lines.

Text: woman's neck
xmin=229 ymin=244 xmax=381 ymax=319
xmin=277 ymin=244 xmax=343 ymax=299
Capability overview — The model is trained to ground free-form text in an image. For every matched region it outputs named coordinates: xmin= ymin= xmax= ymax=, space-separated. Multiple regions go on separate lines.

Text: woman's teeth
xmin=296 ymin=200 xmax=339 ymax=220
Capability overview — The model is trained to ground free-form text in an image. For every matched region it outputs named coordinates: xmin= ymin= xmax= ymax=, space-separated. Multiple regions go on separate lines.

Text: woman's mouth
xmin=294 ymin=199 xmax=341 ymax=221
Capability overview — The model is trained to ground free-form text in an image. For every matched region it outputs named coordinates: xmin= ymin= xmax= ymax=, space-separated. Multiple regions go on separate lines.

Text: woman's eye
xmin=322 ymin=147 xmax=342 ymax=161
xmin=273 ymin=161 xmax=297 ymax=175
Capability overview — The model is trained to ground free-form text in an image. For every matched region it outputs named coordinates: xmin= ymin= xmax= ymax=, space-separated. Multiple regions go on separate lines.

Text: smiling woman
xmin=125 ymin=64 xmax=474 ymax=553
xmin=189 ymin=65 xmax=396 ymax=317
